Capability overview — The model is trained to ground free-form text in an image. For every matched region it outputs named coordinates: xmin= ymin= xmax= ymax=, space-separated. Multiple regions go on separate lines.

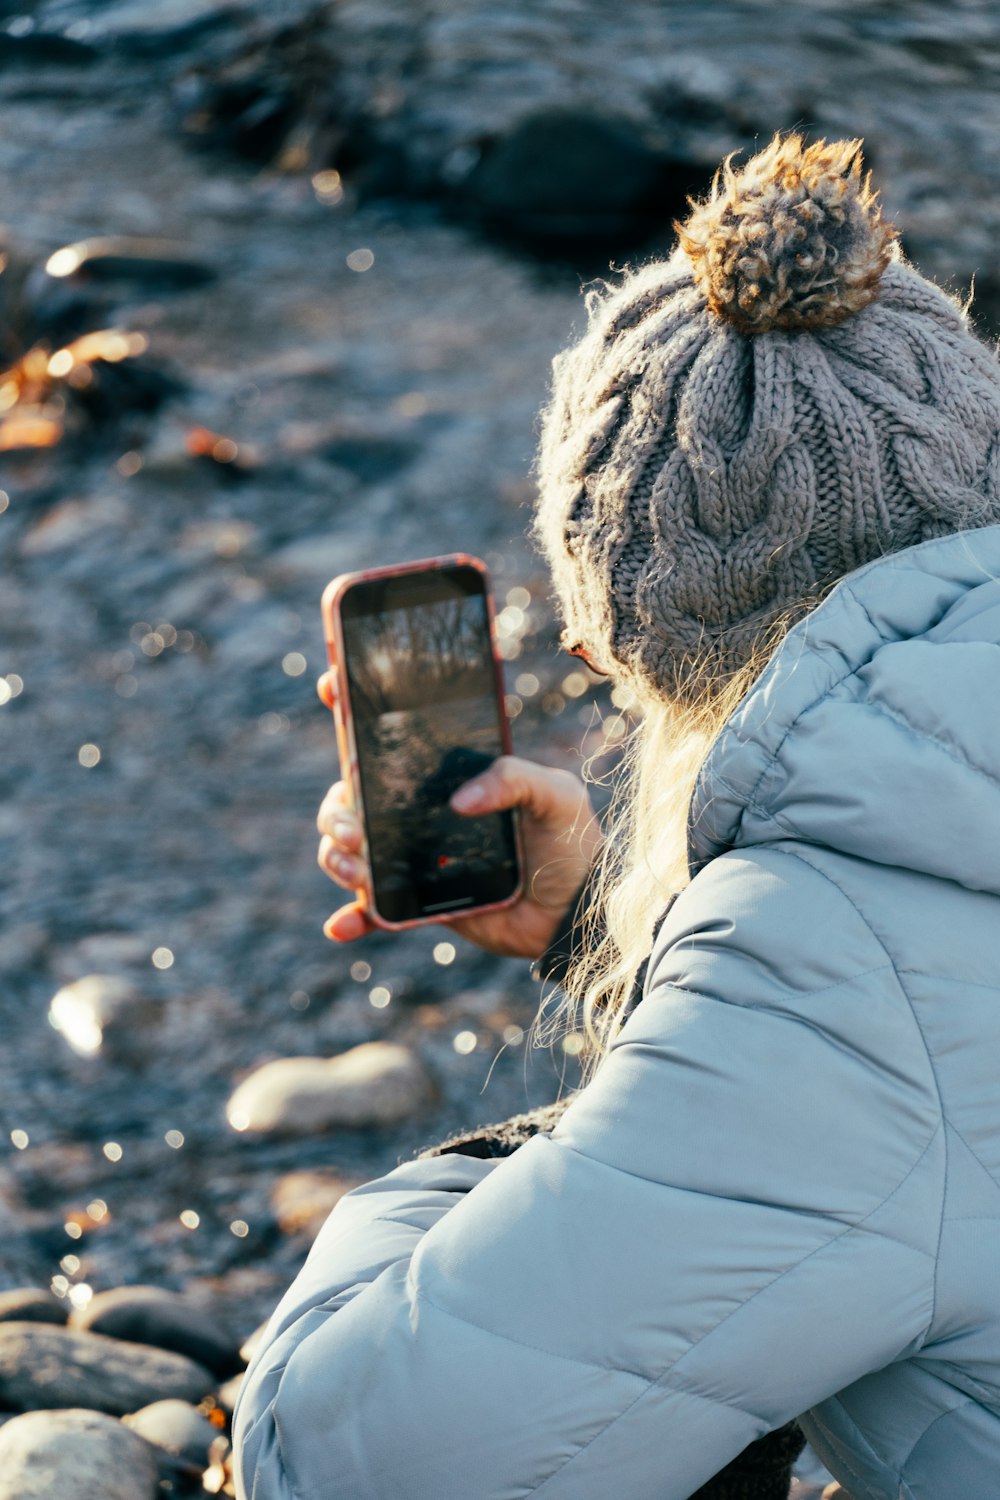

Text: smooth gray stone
xmin=0 ymin=1289 xmax=68 ymax=1326
xmin=0 ymin=1323 xmax=213 ymax=1415
xmin=226 ymin=1040 xmax=435 ymax=1135
xmin=0 ymin=1408 xmax=159 ymax=1500
xmin=123 ymin=1398 xmax=219 ymax=1468
xmin=71 ymin=1285 xmax=241 ymax=1377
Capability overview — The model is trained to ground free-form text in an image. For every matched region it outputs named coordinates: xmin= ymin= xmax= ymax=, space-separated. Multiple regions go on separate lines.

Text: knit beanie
xmin=533 ymin=134 xmax=1000 ymax=701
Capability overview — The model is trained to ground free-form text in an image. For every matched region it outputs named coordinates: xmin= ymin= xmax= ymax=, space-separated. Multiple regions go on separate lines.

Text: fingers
xmin=317 ymin=834 xmax=366 ymax=889
xmin=316 ymin=783 xmax=361 ymax=844
xmin=317 ymin=783 xmax=366 ymax=890
xmin=323 ymin=901 xmax=374 ymax=943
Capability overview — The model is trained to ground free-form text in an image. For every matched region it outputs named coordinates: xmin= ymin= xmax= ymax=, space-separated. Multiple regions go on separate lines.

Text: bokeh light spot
xmin=453 ymin=1030 xmax=478 ymax=1055
xmin=116 ymin=450 xmax=143 ymax=477
xmin=433 ymin=942 xmax=456 ymax=966
xmin=152 ymin=947 xmax=174 ymax=970
xmin=561 ymin=671 xmax=589 ymax=699
xmin=46 ymin=245 xmax=83 ymax=278
xmin=102 ymin=1142 xmax=123 ymax=1163
xmin=180 ymin=1209 xmax=200 ymax=1230
xmin=78 ymin=743 xmax=101 ymax=768
xmin=346 ymin=248 xmax=375 ymax=272
xmin=47 ymin=348 xmax=74 ymax=378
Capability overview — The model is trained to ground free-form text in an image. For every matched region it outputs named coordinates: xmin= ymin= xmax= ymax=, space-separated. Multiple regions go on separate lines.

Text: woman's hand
xmin=316 ymin=676 xmax=602 ymax=959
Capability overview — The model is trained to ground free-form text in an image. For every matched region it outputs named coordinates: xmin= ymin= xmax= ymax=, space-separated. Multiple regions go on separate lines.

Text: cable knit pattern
xmin=534 ymin=135 xmax=1000 ymax=700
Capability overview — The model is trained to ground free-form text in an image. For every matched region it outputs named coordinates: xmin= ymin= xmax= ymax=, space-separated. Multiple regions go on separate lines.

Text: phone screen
xmin=340 ymin=562 xmax=520 ymax=924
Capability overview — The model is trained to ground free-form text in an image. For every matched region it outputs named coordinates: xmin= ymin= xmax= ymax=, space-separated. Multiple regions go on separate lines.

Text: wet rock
xmin=321 ymin=428 xmax=420 ymax=484
xmin=47 ymin=974 xmax=162 ymax=1060
xmin=0 ymin=1289 xmax=68 ymax=1327
xmin=72 ymin=1286 xmax=241 ymax=1378
xmin=271 ymin=1168 xmax=362 ymax=1236
xmin=173 ymin=9 xmax=347 ymax=168
xmin=0 ymin=1408 xmax=159 ymax=1500
xmin=35 ymin=236 xmax=215 ymax=291
xmin=0 ymin=30 xmax=97 ymax=68
xmin=123 ymin=1398 xmax=219 ymax=1469
xmin=227 ymin=1041 xmax=436 ymax=1135
xmin=0 ymin=1323 xmax=214 ymax=1415
xmin=85 ymin=0 xmax=253 ymax=60
xmin=239 ymin=1319 xmax=268 ymax=1366
xmin=216 ymin=1371 xmax=244 ymax=1414
xmin=465 ymin=107 xmax=669 ymax=241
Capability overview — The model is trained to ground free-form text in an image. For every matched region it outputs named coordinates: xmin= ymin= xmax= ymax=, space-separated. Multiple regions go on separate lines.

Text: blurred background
xmin=1 ymin=0 xmax=998 ymax=1440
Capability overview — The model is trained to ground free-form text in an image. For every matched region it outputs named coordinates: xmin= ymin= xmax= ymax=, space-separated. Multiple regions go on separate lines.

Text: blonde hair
xmin=534 ymin=607 xmax=819 ymax=1084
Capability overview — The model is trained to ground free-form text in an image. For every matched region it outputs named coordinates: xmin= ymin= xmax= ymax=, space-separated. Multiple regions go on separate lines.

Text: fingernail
xmin=451 ymin=782 xmax=484 ymax=811
xmin=333 ymin=854 xmax=356 ymax=880
xmin=332 ymin=819 xmax=355 ymax=842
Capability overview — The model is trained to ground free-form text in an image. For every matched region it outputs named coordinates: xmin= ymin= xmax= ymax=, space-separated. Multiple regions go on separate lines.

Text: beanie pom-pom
xmin=677 ymin=134 xmax=897 ymax=334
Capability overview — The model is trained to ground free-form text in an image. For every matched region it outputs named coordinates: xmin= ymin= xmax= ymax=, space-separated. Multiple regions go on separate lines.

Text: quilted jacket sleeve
xmin=233 ymin=845 xmax=944 ymax=1500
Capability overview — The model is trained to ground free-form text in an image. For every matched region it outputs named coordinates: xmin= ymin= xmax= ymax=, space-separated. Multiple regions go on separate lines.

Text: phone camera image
xmin=338 ymin=563 xmax=519 ymax=924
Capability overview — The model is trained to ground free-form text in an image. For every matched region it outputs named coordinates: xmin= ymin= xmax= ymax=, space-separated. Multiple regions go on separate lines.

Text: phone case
xmin=321 ymin=552 xmax=523 ymax=930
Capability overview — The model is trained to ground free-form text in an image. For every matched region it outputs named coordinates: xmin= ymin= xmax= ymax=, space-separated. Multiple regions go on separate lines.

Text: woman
xmin=234 ymin=136 xmax=1000 ymax=1499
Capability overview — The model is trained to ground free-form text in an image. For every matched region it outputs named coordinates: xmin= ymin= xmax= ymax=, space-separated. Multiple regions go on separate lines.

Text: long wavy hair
xmin=532 ymin=604 xmax=822 ymax=1084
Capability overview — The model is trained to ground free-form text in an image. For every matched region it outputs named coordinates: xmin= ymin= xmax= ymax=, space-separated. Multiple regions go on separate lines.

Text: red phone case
xmin=321 ymin=552 xmax=523 ymax=930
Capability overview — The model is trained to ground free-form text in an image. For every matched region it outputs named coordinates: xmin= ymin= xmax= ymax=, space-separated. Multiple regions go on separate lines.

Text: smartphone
xmin=322 ymin=554 xmax=522 ymax=929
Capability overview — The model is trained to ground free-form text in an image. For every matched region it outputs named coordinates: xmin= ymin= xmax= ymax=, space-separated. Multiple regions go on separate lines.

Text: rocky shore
xmin=1 ymin=0 xmax=997 ymax=1492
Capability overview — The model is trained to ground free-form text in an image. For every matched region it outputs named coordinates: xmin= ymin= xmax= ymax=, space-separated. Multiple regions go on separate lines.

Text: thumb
xmin=450 ymin=755 xmax=580 ymax=828
xmin=323 ymin=901 xmax=374 ymax=943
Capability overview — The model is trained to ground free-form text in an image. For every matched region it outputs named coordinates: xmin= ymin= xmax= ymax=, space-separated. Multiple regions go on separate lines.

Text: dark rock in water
xmin=72 ymin=1286 xmax=242 ymax=1378
xmin=0 ymin=1323 xmax=214 ymax=1414
xmin=16 ymin=235 xmax=213 ymax=348
xmin=0 ymin=1289 xmax=68 ymax=1327
xmin=123 ymin=1398 xmax=219 ymax=1470
xmin=0 ymin=30 xmax=97 ymax=68
xmin=321 ymin=431 xmax=420 ymax=484
xmin=464 ymin=107 xmax=675 ymax=241
xmin=0 ymin=1408 xmax=159 ymax=1500
xmin=83 ymin=0 xmax=253 ymax=60
xmin=38 ymin=236 xmax=216 ymax=291
xmin=173 ymin=9 xmax=347 ymax=169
